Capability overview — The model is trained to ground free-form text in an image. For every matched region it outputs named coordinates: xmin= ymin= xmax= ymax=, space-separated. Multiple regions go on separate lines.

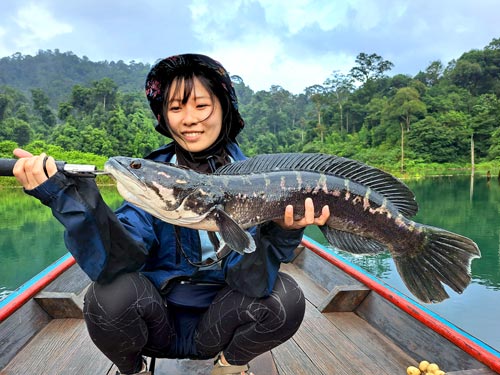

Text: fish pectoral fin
xmin=207 ymin=232 xmax=232 ymax=260
xmin=319 ymin=226 xmax=387 ymax=254
xmin=212 ymin=208 xmax=256 ymax=255
xmin=216 ymin=241 xmax=232 ymax=260
xmin=207 ymin=231 xmax=220 ymax=250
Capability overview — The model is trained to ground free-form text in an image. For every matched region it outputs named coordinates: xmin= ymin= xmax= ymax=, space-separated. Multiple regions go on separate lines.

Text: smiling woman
xmin=164 ymin=76 xmax=223 ymax=153
xmin=9 ymin=53 xmax=333 ymax=375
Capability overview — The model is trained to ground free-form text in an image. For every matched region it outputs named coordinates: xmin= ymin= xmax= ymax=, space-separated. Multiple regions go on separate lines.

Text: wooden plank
xmin=248 ymin=351 xmax=279 ymax=375
xmin=447 ymin=369 xmax=499 ymax=375
xmin=282 ymin=264 xmax=419 ymax=374
xmin=32 ymin=264 xmax=89 ymax=319
xmin=34 ymin=292 xmax=83 ymax=319
xmin=292 ymin=248 xmax=364 ymax=292
xmin=290 ymin=302 xmax=378 ymax=375
xmin=324 ymin=311 xmax=416 ymax=372
xmin=280 ymin=262 xmax=329 ymax=307
xmin=0 ymin=299 xmax=51 ymax=371
xmin=0 ymin=319 xmax=112 ymax=375
xmin=318 ymin=285 xmax=370 ymax=312
xmin=142 ymin=351 xmax=278 ymax=375
xmin=44 ymin=264 xmax=91 ymax=295
xmin=130 ymin=358 xmax=213 ymax=375
xmin=272 ymin=337 xmax=324 ymax=375
xmin=356 ymin=292 xmax=488 ymax=372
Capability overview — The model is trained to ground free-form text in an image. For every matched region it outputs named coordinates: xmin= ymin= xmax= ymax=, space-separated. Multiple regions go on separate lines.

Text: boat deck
xmin=0 ymin=248 xmax=497 ymax=375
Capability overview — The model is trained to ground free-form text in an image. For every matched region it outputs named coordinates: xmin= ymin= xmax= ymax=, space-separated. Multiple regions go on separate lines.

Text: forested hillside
xmin=0 ymin=49 xmax=150 ymax=103
xmin=1 ymin=39 xmax=499 ymax=174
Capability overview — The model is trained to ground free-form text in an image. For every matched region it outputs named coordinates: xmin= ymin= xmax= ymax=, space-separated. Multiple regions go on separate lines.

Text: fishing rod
xmin=0 ymin=158 xmax=109 ymax=177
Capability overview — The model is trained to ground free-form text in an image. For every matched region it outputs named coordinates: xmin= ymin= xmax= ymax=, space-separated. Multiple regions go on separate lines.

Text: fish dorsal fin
xmin=215 ymin=153 xmax=418 ymax=217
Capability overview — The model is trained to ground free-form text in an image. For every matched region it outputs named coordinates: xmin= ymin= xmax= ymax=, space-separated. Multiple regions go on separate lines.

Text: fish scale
xmin=104 ymin=153 xmax=480 ymax=304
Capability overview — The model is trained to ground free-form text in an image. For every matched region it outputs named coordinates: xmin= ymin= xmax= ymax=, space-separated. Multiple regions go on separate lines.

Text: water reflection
xmin=1 ymin=178 xmax=499 ymax=350
xmin=306 ymin=175 xmax=500 ymax=350
xmin=0 ymin=186 xmax=122 ymax=299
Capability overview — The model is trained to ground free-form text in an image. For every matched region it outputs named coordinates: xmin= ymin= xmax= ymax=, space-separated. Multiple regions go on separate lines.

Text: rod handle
xmin=0 ymin=158 xmax=66 ymax=177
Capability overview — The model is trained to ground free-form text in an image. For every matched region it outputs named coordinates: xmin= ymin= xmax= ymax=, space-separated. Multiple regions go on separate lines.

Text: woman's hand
xmin=12 ymin=148 xmax=58 ymax=190
xmin=275 ymin=197 xmax=330 ymax=230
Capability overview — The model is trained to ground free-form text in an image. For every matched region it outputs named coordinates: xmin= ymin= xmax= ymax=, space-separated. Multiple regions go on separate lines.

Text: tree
xmin=415 ymin=60 xmax=444 ymax=87
xmin=0 ymin=140 xmax=18 ymax=157
xmin=232 ymin=75 xmax=254 ymax=105
xmin=92 ymin=78 xmax=118 ymax=111
xmin=268 ymin=85 xmax=293 ymax=135
xmin=31 ymin=88 xmax=56 ymax=127
xmin=450 ymin=59 xmax=483 ymax=95
xmin=408 ymin=114 xmax=469 ymax=163
xmin=349 ymin=52 xmax=394 ymax=84
xmin=58 ymin=102 xmax=74 ymax=121
xmin=70 ymin=85 xmax=94 ymax=115
xmin=305 ymin=85 xmax=327 ymax=143
xmin=3 ymin=118 xmax=33 ymax=145
xmin=0 ymin=94 xmax=11 ymax=121
xmin=362 ymin=97 xmax=389 ymax=147
xmin=387 ymin=87 xmax=427 ymax=171
xmin=471 ymin=94 xmax=500 ymax=158
xmin=324 ymin=71 xmax=354 ymax=133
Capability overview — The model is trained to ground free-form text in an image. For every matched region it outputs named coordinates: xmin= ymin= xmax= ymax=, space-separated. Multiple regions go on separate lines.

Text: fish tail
xmin=394 ymin=225 xmax=480 ymax=303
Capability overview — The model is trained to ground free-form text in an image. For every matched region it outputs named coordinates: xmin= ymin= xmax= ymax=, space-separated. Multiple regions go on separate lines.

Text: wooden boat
xmin=1 ymin=236 xmax=499 ymax=375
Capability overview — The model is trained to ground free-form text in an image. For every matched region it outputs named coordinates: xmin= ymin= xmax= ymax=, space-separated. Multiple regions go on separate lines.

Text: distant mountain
xmin=0 ymin=49 xmax=151 ymax=106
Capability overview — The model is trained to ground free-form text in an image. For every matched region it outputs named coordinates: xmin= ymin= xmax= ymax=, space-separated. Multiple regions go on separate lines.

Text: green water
xmin=306 ymin=174 xmax=500 ymax=351
xmin=1 ymin=176 xmax=499 ymax=350
xmin=0 ymin=185 xmax=123 ymax=299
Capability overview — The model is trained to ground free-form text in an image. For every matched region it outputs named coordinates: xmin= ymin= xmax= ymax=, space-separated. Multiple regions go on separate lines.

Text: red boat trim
xmin=301 ymin=237 xmax=500 ymax=373
xmin=1 ymin=239 xmax=498 ymax=372
xmin=0 ymin=253 xmax=75 ymax=322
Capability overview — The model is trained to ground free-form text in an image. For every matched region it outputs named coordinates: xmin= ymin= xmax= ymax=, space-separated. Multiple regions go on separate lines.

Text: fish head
xmin=104 ymin=156 xmax=204 ymax=222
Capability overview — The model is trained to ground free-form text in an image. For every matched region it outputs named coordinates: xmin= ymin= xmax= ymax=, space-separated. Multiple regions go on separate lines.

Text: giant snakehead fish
xmin=104 ymin=153 xmax=481 ymax=304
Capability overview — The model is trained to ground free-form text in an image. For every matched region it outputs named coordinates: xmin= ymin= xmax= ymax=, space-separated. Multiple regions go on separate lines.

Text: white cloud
xmin=0 ymin=0 xmax=498 ymax=94
xmin=205 ymin=31 xmax=354 ymax=93
xmin=12 ymin=3 xmax=72 ymax=51
xmin=0 ymin=26 xmax=8 ymax=56
xmin=189 ymin=0 xmax=358 ymax=92
xmin=258 ymin=0 xmax=348 ymax=34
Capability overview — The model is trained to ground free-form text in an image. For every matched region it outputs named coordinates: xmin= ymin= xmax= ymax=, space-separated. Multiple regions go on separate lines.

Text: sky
xmin=0 ymin=0 xmax=499 ymax=94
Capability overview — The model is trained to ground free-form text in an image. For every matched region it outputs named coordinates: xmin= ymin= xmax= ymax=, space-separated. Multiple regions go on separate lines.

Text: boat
xmin=1 ymin=236 xmax=499 ymax=375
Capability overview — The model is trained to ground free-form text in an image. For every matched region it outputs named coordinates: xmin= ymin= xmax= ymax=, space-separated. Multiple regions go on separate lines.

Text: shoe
xmin=211 ymin=353 xmax=250 ymax=375
xmin=115 ymin=357 xmax=151 ymax=375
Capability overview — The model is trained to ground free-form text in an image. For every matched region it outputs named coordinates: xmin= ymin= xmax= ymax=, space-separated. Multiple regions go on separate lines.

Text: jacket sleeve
xmin=223 ymin=221 xmax=304 ymax=298
xmin=25 ymin=172 xmax=149 ymax=283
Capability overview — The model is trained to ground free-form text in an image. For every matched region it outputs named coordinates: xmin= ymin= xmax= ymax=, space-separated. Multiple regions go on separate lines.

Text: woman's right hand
xmin=12 ymin=148 xmax=58 ymax=190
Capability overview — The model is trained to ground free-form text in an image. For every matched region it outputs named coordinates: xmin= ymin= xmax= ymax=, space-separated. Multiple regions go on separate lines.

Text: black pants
xmin=83 ymin=272 xmax=305 ymax=373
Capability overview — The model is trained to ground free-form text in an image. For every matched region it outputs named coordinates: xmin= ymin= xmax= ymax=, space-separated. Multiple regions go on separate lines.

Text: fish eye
xmin=130 ymin=160 xmax=142 ymax=169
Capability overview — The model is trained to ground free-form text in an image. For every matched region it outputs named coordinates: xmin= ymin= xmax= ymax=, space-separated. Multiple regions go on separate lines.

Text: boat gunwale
xmin=301 ymin=237 xmax=500 ymax=374
xmin=0 ymin=253 xmax=75 ymax=321
xmin=1 ymin=237 xmax=499 ymax=373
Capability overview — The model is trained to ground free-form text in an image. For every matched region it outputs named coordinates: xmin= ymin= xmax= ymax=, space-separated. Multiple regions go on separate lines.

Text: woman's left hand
xmin=275 ymin=197 xmax=330 ymax=230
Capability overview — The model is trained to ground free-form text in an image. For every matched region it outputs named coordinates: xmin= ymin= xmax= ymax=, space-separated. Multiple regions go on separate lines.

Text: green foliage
xmin=1 ymin=39 xmax=500 ymax=182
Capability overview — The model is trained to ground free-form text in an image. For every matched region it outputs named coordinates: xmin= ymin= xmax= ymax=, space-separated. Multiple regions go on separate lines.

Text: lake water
xmin=1 ymin=175 xmax=499 ymax=351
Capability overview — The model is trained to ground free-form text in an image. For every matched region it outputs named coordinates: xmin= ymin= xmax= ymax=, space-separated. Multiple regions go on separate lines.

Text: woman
xmin=13 ymin=54 xmax=330 ymax=375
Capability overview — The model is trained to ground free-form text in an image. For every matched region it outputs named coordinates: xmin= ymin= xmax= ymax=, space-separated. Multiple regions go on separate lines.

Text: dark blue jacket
xmin=26 ymin=142 xmax=304 ymax=298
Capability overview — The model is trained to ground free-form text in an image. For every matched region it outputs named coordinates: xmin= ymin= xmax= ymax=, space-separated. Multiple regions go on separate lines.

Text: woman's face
xmin=165 ymin=76 xmax=223 ymax=153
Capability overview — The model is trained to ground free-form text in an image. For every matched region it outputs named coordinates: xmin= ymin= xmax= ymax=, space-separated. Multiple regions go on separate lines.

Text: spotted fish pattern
xmin=104 ymin=153 xmax=480 ymax=303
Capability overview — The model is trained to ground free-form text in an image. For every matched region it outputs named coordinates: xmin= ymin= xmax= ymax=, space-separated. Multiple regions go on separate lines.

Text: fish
xmin=104 ymin=153 xmax=481 ymax=303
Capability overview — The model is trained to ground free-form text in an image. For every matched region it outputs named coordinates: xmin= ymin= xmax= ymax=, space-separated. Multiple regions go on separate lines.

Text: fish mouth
xmin=104 ymin=157 xmax=149 ymax=194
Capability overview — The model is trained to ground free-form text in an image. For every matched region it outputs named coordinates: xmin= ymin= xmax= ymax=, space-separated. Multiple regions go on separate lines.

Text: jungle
xmin=1 ymin=37 xmax=499 ymax=181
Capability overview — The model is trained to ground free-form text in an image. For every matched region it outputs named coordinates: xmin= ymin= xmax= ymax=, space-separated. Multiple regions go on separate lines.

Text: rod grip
xmin=0 ymin=158 xmax=66 ymax=177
